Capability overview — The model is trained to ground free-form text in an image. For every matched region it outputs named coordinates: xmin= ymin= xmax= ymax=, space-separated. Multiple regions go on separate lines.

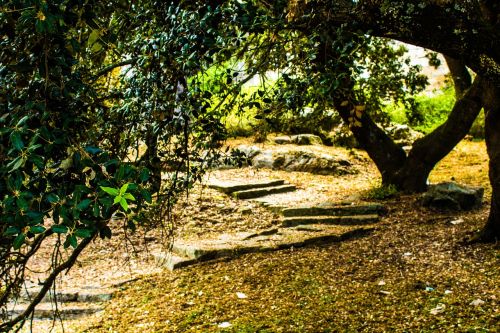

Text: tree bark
xmin=480 ymin=79 xmax=500 ymax=241
xmin=385 ymin=75 xmax=484 ymax=192
xmin=444 ymin=56 xmax=472 ymax=99
xmin=331 ymin=58 xmax=482 ymax=192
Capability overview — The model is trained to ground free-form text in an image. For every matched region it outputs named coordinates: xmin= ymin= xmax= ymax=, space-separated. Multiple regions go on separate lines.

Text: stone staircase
xmin=155 ymin=179 xmax=386 ymax=270
xmin=208 ymin=179 xmax=297 ymax=199
xmin=281 ymin=203 xmax=386 ymax=227
xmin=7 ymin=286 xmax=113 ymax=321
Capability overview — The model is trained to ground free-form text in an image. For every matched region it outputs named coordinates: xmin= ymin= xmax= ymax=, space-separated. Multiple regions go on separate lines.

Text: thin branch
xmin=89 ymin=59 xmax=137 ymax=82
xmin=0 ymin=234 xmax=96 ymax=332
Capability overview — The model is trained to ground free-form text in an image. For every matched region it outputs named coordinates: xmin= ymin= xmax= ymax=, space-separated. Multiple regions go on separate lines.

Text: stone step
xmin=156 ymin=225 xmax=374 ymax=270
xmin=208 ymin=179 xmax=285 ymax=194
xmin=7 ymin=302 xmax=103 ymax=320
xmin=282 ymin=214 xmax=380 ymax=227
xmin=232 ymin=184 xmax=297 ymax=199
xmin=282 ymin=203 xmax=386 ymax=217
xmin=19 ymin=288 xmax=114 ymax=303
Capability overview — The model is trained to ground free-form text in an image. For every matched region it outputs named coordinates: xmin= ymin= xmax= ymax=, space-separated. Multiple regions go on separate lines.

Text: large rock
xmin=248 ymin=149 xmax=354 ymax=175
xmin=290 ymin=134 xmax=323 ymax=145
xmin=422 ymin=182 xmax=484 ymax=210
xmin=274 ymin=134 xmax=323 ymax=145
xmin=274 ymin=136 xmax=292 ymax=145
xmin=235 ymin=145 xmax=262 ymax=160
xmin=384 ymin=124 xmax=424 ymax=146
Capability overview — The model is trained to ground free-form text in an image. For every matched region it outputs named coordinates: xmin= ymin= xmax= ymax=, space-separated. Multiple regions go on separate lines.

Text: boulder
xmin=422 ymin=182 xmax=484 ymax=210
xmin=274 ymin=136 xmax=292 ymax=145
xmin=290 ymin=134 xmax=323 ymax=145
xmin=328 ymin=125 xmax=360 ymax=148
xmin=384 ymin=124 xmax=424 ymax=146
xmin=235 ymin=145 xmax=261 ymax=159
xmin=278 ymin=151 xmax=352 ymax=175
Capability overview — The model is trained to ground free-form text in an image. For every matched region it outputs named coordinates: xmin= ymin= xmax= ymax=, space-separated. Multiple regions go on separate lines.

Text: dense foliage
xmin=0 ymin=0 xmax=255 ymax=328
xmin=1 ymin=0 xmax=498 ymax=329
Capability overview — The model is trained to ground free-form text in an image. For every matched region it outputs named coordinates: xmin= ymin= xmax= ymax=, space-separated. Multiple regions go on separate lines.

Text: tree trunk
xmin=385 ymin=75 xmax=484 ymax=192
xmin=480 ymin=79 xmax=500 ymax=241
xmin=332 ymin=59 xmax=482 ymax=192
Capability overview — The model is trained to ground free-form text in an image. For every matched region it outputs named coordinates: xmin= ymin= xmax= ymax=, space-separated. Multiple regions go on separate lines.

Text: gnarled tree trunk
xmin=333 ymin=58 xmax=482 ymax=192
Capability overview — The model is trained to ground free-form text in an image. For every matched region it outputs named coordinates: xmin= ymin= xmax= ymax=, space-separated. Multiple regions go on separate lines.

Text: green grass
xmin=383 ymin=85 xmax=485 ymax=139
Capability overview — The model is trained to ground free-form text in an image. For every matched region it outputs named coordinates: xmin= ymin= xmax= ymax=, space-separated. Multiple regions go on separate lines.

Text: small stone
xmin=403 ymin=252 xmax=412 ymax=257
xmin=444 ymin=290 xmax=452 ymax=295
xmin=236 ymin=292 xmax=247 ymax=299
xmin=430 ymin=303 xmax=446 ymax=315
xmin=377 ymin=280 xmax=386 ymax=286
xmin=450 ymin=218 xmax=464 ymax=225
xmin=469 ymin=299 xmax=485 ymax=306
xmin=218 ymin=322 xmax=232 ymax=328
xmin=378 ymin=290 xmax=391 ymax=295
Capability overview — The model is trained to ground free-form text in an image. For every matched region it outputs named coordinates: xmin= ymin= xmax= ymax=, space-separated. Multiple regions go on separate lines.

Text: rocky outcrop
xmin=237 ymin=145 xmax=355 ymax=175
xmin=274 ymin=134 xmax=323 ymax=145
xmin=422 ymin=182 xmax=484 ymax=210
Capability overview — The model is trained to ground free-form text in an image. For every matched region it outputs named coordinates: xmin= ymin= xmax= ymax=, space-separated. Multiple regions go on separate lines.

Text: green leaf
xmin=100 ymin=186 xmax=119 ymax=196
xmin=119 ymin=183 xmax=129 ymax=195
xmin=46 ymin=193 xmax=59 ymax=204
xmin=113 ymin=195 xmax=122 ymax=204
xmin=27 ymin=144 xmax=42 ymax=152
xmin=92 ymin=204 xmax=100 ymax=217
xmin=7 ymin=156 xmax=24 ymax=172
xmin=123 ymin=193 xmax=136 ymax=201
xmin=10 ymin=131 xmax=24 ymax=151
xmin=51 ymin=225 xmax=68 ymax=234
xmin=74 ymin=228 xmax=92 ymax=238
xmin=26 ymin=211 xmax=44 ymax=222
xmin=141 ymin=189 xmax=152 ymax=204
xmin=119 ymin=198 xmax=129 ymax=211
xmin=30 ymin=225 xmax=46 ymax=234
xmin=16 ymin=197 xmax=29 ymax=210
xmin=77 ymin=199 xmax=92 ymax=210
xmin=64 ymin=234 xmax=78 ymax=249
xmin=84 ymin=146 xmax=102 ymax=154
xmin=16 ymin=115 xmax=29 ymax=127
xmin=139 ymin=168 xmax=150 ymax=182
xmin=4 ymin=226 xmax=20 ymax=236
xmin=13 ymin=233 xmax=26 ymax=250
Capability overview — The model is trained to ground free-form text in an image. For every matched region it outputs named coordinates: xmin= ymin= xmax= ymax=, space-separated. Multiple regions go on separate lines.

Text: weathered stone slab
xmin=154 ymin=253 xmax=199 ymax=270
xmin=232 ymin=184 xmax=296 ymax=199
xmin=20 ymin=288 xmax=113 ymax=303
xmin=282 ymin=204 xmax=386 ymax=217
xmin=8 ymin=303 xmax=103 ymax=319
xmin=208 ymin=179 xmax=285 ymax=194
xmin=282 ymin=214 xmax=379 ymax=227
xmin=158 ymin=225 xmax=374 ymax=270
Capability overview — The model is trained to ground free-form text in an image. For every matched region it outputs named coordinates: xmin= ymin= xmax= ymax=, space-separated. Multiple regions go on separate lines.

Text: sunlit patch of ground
xmin=12 ymin=138 xmax=496 ymax=332
xmin=72 ymin=139 xmax=499 ymax=333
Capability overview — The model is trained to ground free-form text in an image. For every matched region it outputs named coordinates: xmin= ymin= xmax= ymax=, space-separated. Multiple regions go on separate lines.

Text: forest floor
xmin=17 ymin=138 xmax=499 ymax=332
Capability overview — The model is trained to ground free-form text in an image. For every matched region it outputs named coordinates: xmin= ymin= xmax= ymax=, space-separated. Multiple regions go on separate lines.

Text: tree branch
xmin=0 ymin=233 xmax=96 ymax=332
xmin=89 ymin=59 xmax=137 ymax=82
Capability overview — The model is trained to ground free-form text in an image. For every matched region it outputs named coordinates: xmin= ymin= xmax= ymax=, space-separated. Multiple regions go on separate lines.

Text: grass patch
xmin=384 ymin=85 xmax=485 ymax=139
xmin=364 ymin=183 xmax=399 ymax=200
